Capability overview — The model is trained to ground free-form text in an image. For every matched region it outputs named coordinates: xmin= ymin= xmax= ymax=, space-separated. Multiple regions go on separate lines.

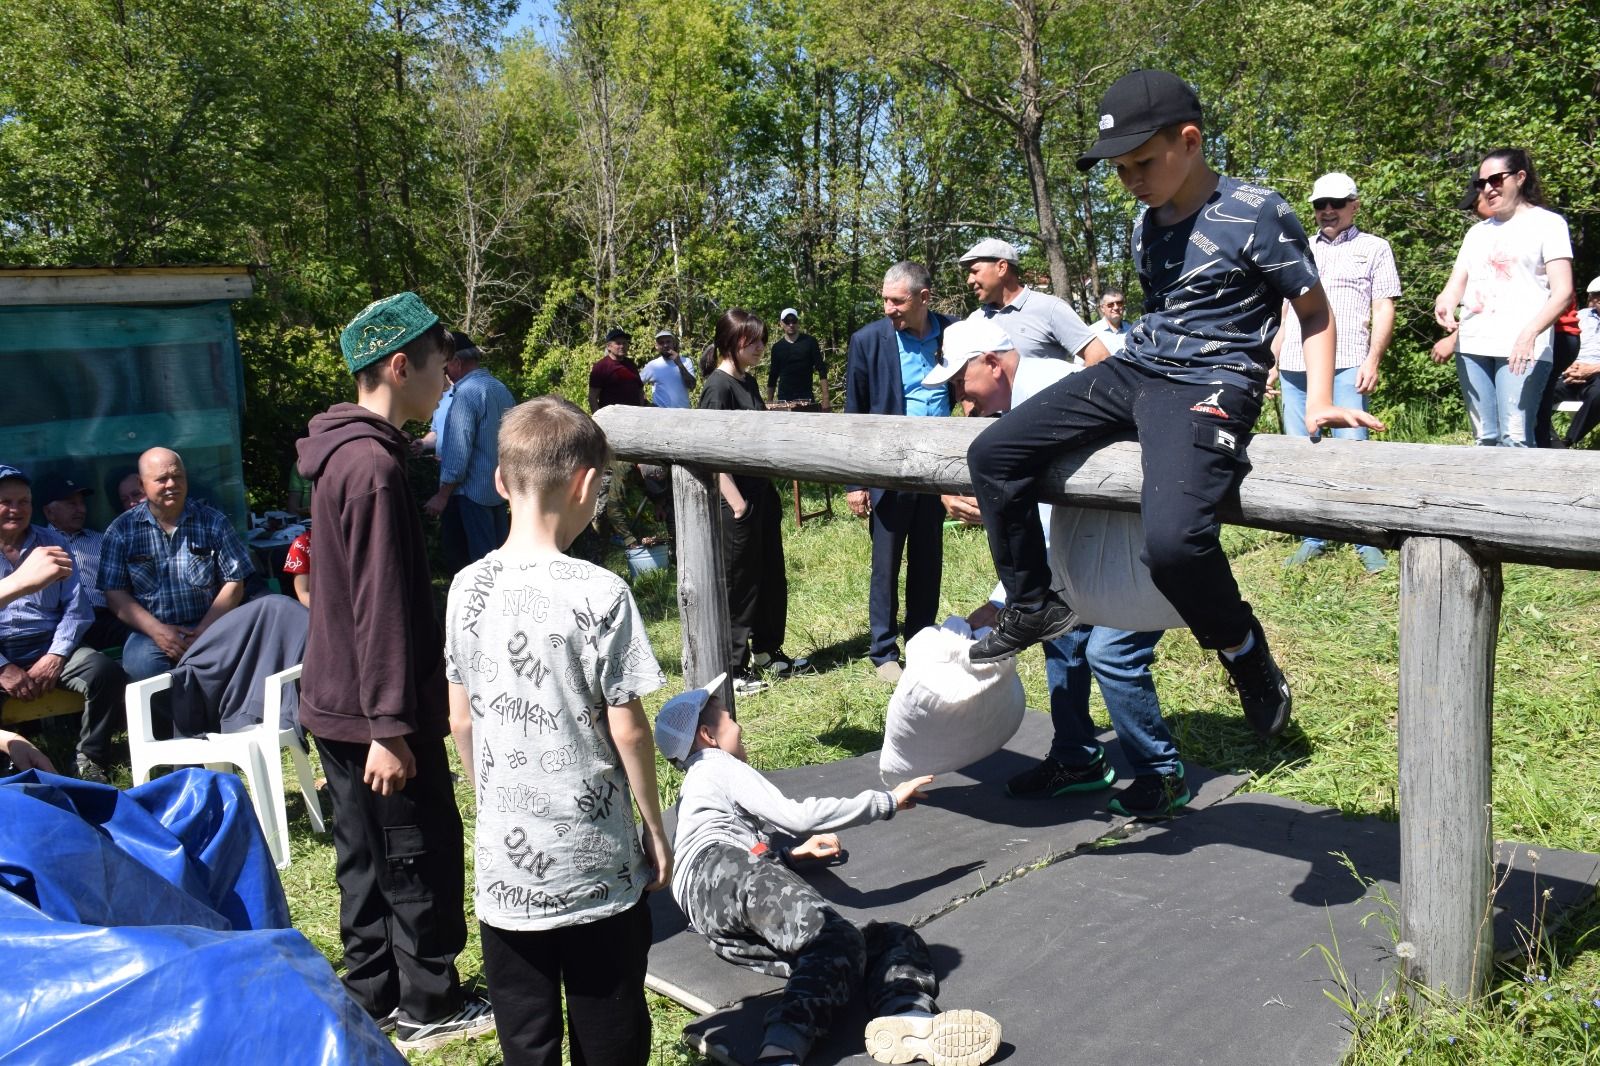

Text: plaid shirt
xmin=98 ymin=499 xmax=253 ymax=628
xmin=49 ymin=524 xmax=107 ymax=609
xmin=1277 ymin=225 xmax=1401 ymax=371
xmin=0 ymin=526 xmax=93 ymax=668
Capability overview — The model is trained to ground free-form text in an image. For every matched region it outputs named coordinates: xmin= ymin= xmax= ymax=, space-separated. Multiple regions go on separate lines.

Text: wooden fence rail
xmin=595 ymin=405 xmax=1600 ymax=1002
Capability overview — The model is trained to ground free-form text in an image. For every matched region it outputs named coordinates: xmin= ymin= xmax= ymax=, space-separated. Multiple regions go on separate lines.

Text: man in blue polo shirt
xmin=845 ymin=261 xmax=954 ymax=682
xmin=99 ymin=448 xmax=254 ymax=681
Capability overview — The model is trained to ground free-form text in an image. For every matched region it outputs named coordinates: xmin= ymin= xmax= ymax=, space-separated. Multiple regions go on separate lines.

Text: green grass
xmin=44 ymin=455 xmax=1600 ymax=1063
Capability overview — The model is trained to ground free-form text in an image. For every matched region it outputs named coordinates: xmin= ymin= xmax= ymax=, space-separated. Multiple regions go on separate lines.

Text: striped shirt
xmin=49 ymin=525 xmax=107 ymax=609
xmin=439 ymin=368 xmax=516 ymax=507
xmin=99 ymin=499 xmax=254 ymax=628
xmin=0 ymin=526 xmax=93 ymax=667
xmin=1277 ymin=225 xmax=1401 ymax=371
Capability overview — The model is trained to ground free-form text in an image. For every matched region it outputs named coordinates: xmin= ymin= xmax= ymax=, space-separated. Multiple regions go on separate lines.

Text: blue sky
xmin=504 ymin=0 xmax=557 ymax=43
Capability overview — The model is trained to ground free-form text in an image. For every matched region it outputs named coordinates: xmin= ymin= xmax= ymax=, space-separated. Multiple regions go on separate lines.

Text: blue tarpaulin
xmin=0 ymin=769 xmax=401 ymax=1064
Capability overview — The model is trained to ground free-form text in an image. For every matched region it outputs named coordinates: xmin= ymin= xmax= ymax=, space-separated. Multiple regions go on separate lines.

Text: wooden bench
xmin=1 ymin=687 xmax=85 ymax=726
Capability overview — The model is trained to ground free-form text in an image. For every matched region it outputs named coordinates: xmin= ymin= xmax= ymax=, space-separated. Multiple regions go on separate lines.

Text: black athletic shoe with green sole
xmin=1006 ymin=752 xmax=1116 ymax=798
xmin=1108 ymin=764 xmax=1191 ymax=819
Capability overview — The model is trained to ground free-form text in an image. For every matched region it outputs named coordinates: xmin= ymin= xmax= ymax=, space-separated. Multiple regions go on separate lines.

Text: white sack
xmin=879 ymin=619 xmax=1026 ymax=780
xmin=1048 ymin=506 xmax=1187 ymax=632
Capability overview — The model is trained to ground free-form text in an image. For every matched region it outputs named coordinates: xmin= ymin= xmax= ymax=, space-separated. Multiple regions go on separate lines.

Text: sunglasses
xmin=1311 ymin=197 xmax=1353 ymax=211
xmin=1471 ymin=170 xmax=1516 ymax=191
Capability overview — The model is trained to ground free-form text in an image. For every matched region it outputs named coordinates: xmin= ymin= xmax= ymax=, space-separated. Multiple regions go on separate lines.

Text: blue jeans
xmin=120 ymin=630 xmax=177 ymax=682
xmin=1279 ymin=366 xmax=1373 ymax=553
xmin=1043 ymin=625 xmax=1178 ymax=776
xmin=1455 ymin=353 xmax=1551 ymax=447
xmin=443 ymin=495 xmax=509 ymax=573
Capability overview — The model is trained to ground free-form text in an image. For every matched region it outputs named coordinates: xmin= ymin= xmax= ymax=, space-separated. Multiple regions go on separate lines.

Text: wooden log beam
xmin=1398 ymin=536 xmax=1499 ymax=1001
xmin=670 ymin=463 xmax=734 ymax=711
xmin=596 ymin=408 xmax=1600 ymax=568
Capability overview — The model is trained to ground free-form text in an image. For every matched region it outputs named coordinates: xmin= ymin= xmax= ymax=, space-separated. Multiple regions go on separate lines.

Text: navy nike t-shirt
xmin=1121 ymin=176 xmax=1320 ymax=388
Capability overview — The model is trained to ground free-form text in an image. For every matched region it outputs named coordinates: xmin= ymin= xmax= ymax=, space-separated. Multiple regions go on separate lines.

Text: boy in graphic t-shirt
xmin=963 ymin=70 xmax=1383 ymax=740
xmin=445 ymin=395 xmax=671 ymax=1066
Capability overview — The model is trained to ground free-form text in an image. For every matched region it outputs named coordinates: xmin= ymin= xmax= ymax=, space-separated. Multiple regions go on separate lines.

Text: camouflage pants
xmin=592 ymin=460 xmax=638 ymax=545
xmin=678 ymin=843 xmax=939 ymax=1042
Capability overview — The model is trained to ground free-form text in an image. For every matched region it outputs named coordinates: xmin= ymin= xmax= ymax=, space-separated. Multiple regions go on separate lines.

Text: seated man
xmin=1553 ymin=276 xmax=1600 ymax=448
xmin=98 ymin=448 xmax=254 ymax=682
xmin=0 ymin=464 xmax=127 ymax=782
xmin=655 ymin=675 xmax=1001 ymax=1066
xmin=37 ymin=472 xmax=128 ymax=651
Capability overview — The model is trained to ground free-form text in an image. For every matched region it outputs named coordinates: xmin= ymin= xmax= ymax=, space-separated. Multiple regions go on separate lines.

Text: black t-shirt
xmin=1122 ymin=175 xmax=1320 ymax=388
xmin=767 ymin=334 xmax=827 ymax=402
xmin=698 ymin=369 xmax=767 ymax=497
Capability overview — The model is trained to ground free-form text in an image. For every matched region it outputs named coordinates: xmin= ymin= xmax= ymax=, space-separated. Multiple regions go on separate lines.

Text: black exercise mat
xmin=681 ymin=792 xmax=1600 ymax=1066
xmin=646 ymin=710 xmax=1250 ymax=1013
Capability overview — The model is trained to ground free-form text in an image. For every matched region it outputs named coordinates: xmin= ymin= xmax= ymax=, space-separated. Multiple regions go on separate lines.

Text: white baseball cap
xmin=958 ymin=238 xmax=1021 ymax=265
xmin=655 ymin=329 xmax=676 ymax=341
xmin=780 ymin=307 xmax=799 ymax=321
xmin=1309 ymin=172 xmax=1359 ymax=203
xmin=922 ymin=318 xmax=1015 ymax=386
xmin=1587 ymin=275 xmax=1600 ymax=294
xmin=653 ymin=673 xmax=727 ymax=764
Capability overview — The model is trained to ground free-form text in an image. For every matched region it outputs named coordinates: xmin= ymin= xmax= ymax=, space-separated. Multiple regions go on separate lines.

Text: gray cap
xmin=958 ymin=238 xmax=1021 ymax=265
xmin=655 ymin=329 xmax=676 ymax=341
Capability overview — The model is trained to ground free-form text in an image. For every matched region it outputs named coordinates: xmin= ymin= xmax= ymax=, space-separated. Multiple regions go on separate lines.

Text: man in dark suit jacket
xmin=845 ymin=262 xmax=955 ymax=682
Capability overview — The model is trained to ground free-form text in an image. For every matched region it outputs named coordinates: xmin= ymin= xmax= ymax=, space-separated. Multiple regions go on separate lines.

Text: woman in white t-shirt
xmin=1432 ymin=148 xmax=1575 ymax=446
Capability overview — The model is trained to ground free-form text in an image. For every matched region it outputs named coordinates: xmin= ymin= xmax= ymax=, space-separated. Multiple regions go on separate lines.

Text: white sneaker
xmin=864 ymin=1009 xmax=1001 ymax=1066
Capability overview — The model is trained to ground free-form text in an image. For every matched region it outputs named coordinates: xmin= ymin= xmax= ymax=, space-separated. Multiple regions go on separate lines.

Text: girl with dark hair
xmin=697 ymin=309 xmax=807 ymax=695
xmin=1432 ymin=148 xmax=1575 ymax=446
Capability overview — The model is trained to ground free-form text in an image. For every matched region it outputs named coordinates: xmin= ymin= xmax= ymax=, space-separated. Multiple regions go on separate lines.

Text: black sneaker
xmin=968 ymin=595 xmax=1078 ymax=663
xmin=1217 ymin=620 xmax=1292 ymax=738
xmin=754 ymin=650 xmax=812 ymax=677
xmin=1006 ymin=753 xmax=1116 ymax=798
xmin=372 ymin=1007 xmax=400 ymax=1034
xmin=74 ymin=752 xmax=111 ymax=784
xmin=393 ymin=993 xmax=495 ymax=1052
xmin=1108 ymin=765 xmax=1191 ymax=819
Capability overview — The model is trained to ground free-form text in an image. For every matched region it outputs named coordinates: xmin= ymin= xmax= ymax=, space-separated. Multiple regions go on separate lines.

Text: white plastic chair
xmin=126 ymin=664 xmax=326 ymax=870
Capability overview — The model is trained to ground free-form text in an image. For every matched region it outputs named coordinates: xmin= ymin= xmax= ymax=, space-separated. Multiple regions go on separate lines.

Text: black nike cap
xmin=1076 ymin=69 xmax=1203 ymax=172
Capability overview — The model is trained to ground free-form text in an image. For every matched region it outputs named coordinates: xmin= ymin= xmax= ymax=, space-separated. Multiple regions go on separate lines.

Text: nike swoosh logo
xmin=1164 ymin=259 xmax=1184 ymax=269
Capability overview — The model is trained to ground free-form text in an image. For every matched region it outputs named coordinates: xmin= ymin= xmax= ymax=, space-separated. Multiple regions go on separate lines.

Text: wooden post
xmin=671 ymin=463 xmax=734 ymax=710
xmin=1398 ymin=536 xmax=1501 ymax=1001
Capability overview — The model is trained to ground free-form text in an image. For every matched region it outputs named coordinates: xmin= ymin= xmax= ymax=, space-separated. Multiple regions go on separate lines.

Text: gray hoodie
xmin=671 ymin=747 xmax=894 ymax=903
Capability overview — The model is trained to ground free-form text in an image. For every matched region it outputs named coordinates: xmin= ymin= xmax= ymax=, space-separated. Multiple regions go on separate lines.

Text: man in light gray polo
xmin=960 ymin=238 xmax=1107 ymax=366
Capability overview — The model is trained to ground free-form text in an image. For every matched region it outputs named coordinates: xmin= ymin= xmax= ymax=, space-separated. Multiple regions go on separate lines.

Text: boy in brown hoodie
xmin=296 ymin=292 xmax=495 ymax=1052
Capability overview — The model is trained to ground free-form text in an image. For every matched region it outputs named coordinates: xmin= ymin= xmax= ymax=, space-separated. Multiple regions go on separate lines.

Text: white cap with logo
xmin=922 ymin=318 xmax=1016 ymax=387
xmin=1309 ymin=172 xmax=1359 ymax=202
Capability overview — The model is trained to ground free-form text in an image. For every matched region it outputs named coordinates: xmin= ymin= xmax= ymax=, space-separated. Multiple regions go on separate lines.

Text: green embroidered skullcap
xmin=339 ymin=292 xmax=441 ymax=374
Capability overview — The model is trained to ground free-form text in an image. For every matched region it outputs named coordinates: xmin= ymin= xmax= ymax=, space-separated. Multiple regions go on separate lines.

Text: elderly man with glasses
xmin=1269 ymin=171 xmax=1401 ymax=572
xmin=1089 ymin=289 xmax=1134 ymax=354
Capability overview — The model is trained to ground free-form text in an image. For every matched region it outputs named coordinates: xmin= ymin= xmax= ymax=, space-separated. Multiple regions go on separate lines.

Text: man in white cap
xmin=767 ymin=307 xmax=830 ymax=409
xmin=959 ymin=237 xmax=1107 ymax=366
xmin=1551 ymin=275 xmax=1600 ymax=447
xmin=1270 ymin=171 xmax=1400 ymax=572
xmin=639 ymin=328 xmax=697 ymax=409
xmin=928 ymin=321 xmax=1188 ymax=818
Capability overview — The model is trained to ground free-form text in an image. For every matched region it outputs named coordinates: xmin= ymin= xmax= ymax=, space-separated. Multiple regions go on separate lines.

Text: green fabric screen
xmin=0 ymin=301 xmax=248 ymax=531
